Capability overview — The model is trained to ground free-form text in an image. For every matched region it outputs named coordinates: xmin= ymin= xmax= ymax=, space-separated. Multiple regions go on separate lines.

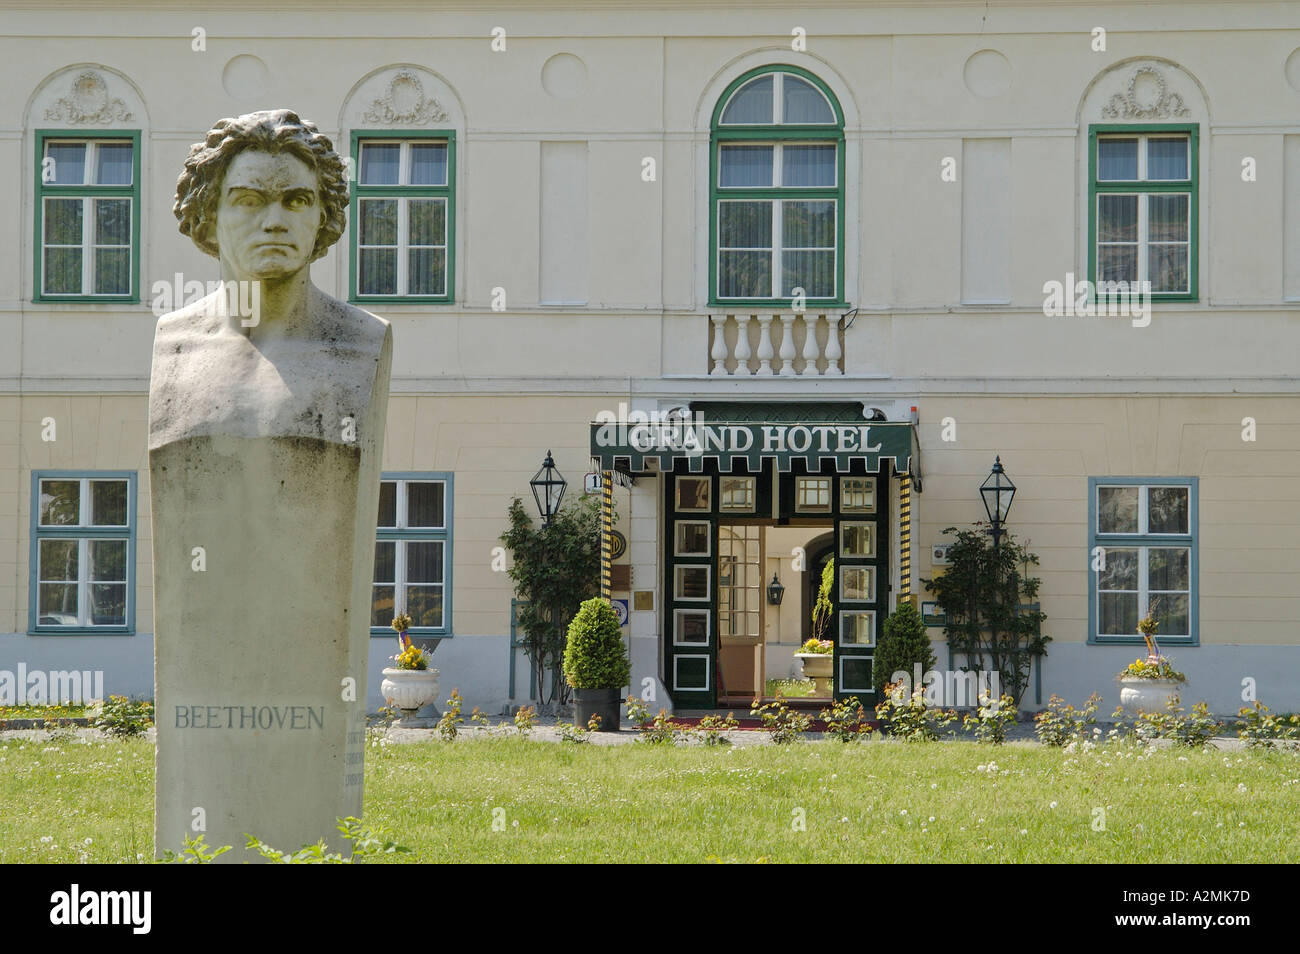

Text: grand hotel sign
xmin=590 ymin=417 xmax=916 ymax=474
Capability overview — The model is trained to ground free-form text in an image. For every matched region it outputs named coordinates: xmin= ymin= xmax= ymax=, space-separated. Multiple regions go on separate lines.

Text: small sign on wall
xmin=921 ymin=601 xmax=946 ymax=626
xmin=633 ymin=590 xmax=654 ymax=611
xmin=612 ymin=599 xmax=630 ymax=627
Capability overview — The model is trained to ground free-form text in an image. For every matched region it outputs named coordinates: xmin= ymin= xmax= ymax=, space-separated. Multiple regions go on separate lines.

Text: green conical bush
xmin=873 ymin=601 xmax=936 ymax=698
xmin=563 ymin=598 xmax=631 ymax=690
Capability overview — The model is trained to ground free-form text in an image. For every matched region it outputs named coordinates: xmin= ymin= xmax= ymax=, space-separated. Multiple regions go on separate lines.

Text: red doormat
xmin=663 ymin=716 xmax=881 ymax=733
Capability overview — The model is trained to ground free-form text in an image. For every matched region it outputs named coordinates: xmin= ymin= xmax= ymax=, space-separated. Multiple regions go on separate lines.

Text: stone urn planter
xmin=794 ymin=652 xmax=834 ymax=696
xmin=1118 ymin=677 xmax=1183 ymax=715
xmin=380 ymin=667 xmax=440 ymax=727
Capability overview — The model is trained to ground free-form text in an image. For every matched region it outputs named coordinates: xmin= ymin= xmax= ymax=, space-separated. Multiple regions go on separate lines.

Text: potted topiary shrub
xmin=563 ymin=598 xmax=631 ymax=731
xmin=872 ymin=600 xmax=937 ymax=700
xmin=1117 ymin=611 xmax=1186 ymax=714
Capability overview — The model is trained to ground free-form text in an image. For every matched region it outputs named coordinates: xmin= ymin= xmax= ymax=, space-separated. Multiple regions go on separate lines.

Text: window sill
xmin=28 ymin=628 xmax=135 ymax=636
xmin=370 ymin=630 xmax=452 ymax=639
xmin=31 ymin=297 xmax=140 ymax=306
xmin=708 ymin=301 xmax=849 ymax=311
xmin=351 ymin=297 xmax=453 ymax=306
xmin=1089 ymin=636 xmax=1198 ymax=647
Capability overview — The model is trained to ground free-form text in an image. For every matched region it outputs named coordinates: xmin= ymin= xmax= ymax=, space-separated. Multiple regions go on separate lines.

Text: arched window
xmin=710 ymin=66 xmax=844 ymax=306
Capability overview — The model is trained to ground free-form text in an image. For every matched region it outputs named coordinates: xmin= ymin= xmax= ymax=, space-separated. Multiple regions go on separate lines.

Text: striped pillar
xmin=600 ymin=470 xmax=614 ymax=601
xmin=899 ymin=473 xmax=912 ymax=598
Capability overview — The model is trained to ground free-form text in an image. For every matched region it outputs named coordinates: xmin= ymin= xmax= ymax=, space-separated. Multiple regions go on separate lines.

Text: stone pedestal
xmin=150 ymin=294 xmax=391 ymax=860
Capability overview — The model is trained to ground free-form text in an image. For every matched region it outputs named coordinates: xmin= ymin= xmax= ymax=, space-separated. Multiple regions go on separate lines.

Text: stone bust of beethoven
xmin=148 ymin=111 xmax=392 ymax=857
xmin=149 ymin=109 xmax=391 ymax=449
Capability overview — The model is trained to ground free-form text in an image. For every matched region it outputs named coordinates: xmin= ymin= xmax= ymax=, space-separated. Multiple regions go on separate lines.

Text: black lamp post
xmin=530 ymin=450 xmax=567 ymax=526
xmin=766 ymin=573 xmax=785 ymax=606
xmin=980 ymin=456 xmax=1017 ymax=547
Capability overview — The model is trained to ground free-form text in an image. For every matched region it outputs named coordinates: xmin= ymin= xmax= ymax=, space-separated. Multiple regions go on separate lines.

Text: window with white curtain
xmin=711 ymin=69 xmax=844 ymax=305
xmin=351 ymin=134 xmax=454 ymax=302
xmin=36 ymin=135 xmax=138 ymax=300
xmin=1091 ymin=127 xmax=1196 ymax=298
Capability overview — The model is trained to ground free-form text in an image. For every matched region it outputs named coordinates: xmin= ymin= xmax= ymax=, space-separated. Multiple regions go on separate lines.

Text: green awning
xmin=590 ymin=419 xmax=915 ymax=475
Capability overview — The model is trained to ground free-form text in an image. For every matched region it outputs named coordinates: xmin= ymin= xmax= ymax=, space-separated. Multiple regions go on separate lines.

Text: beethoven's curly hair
xmin=173 ymin=109 xmax=348 ymax=262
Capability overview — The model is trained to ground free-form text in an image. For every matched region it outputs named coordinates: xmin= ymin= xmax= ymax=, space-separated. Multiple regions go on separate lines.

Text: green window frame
xmin=709 ymin=65 xmax=846 ymax=309
xmin=33 ymin=130 xmax=141 ymax=303
xmin=349 ymin=130 xmax=456 ymax=304
xmin=1087 ymin=477 xmax=1198 ymax=646
xmin=29 ymin=471 xmax=137 ymax=634
xmin=1088 ymin=123 xmax=1198 ymax=302
xmin=371 ymin=473 xmax=453 ymax=637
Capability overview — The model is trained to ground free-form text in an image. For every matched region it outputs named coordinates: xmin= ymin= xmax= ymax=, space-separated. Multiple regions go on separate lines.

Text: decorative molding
xmin=1101 ymin=66 xmax=1189 ymax=120
xmin=363 ymin=70 xmax=447 ymax=125
xmin=44 ymin=70 xmax=133 ymax=124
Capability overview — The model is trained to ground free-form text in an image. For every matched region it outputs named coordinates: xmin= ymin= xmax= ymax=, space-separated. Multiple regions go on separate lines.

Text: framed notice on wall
xmin=921 ymin=601 xmax=946 ymax=626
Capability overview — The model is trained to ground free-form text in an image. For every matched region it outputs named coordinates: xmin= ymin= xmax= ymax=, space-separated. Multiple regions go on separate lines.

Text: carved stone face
xmin=212 ymin=149 xmax=322 ymax=282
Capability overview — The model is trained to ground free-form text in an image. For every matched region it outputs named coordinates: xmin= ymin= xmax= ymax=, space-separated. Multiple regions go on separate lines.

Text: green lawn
xmin=2 ymin=733 xmax=1298 ymax=863
xmin=764 ymin=678 xmax=824 ymax=699
xmin=0 ymin=705 xmax=87 ymax=721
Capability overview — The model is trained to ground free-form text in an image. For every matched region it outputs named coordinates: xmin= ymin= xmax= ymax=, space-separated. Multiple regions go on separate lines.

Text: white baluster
xmin=823 ymin=314 xmax=843 ymax=376
xmin=733 ymin=315 xmax=753 ymax=376
xmin=778 ymin=315 xmax=797 ymax=376
xmin=709 ymin=315 xmax=729 ymax=376
xmin=755 ymin=315 xmax=775 ymax=376
xmin=800 ymin=314 xmax=821 ymax=376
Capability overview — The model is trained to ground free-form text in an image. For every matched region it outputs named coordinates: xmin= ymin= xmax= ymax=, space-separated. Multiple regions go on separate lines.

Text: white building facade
xmin=2 ymin=0 xmax=1299 ymax=716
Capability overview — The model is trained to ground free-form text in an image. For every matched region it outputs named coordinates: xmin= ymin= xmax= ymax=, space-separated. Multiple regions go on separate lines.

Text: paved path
xmin=0 ymin=719 xmax=1253 ymax=750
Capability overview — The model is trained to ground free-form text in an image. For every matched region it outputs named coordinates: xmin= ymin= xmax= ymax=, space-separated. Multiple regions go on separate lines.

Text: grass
xmin=764 ymin=678 xmax=825 ymax=699
xmin=0 ymin=705 xmax=87 ymax=720
xmin=2 ymin=731 xmax=1298 ymax=863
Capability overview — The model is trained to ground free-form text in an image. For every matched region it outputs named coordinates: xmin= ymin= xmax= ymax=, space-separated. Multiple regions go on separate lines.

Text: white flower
xmin=899 ymin=809 xmax=908 ymax=815
xmin=1019 ymin=829 xmax=1028 ymax=835
xmin=1049 ymin=801 xmax=1058 ymax=809
xmin=928 ymin=816 xmax=935 ymax=822
xmin=1237 ymin=783 xmax=1247 ymax=793
xmin=83 ymin=837 xmax=92 ymax=845
xmin=930 ymin=782 xmax=937 ymax=789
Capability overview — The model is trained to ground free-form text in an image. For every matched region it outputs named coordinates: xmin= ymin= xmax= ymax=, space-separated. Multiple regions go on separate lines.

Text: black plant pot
xmin=573 ymin=688 xmax=622 ymax=732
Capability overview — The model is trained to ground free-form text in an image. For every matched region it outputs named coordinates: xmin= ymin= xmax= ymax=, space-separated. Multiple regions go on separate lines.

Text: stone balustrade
xmin=709 ymin=314 xmax=844 ymax=376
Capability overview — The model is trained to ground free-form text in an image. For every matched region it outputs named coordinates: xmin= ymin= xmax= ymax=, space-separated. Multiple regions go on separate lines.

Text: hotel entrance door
xmin=663 ymin=456 xmax=891 ymax=709
xmin=717 ymin=524 xmax=763 ymax=703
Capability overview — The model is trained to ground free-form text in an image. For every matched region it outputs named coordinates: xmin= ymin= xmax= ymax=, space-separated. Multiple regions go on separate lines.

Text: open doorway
xmin=715 ymin=523 xmax=839 ymax=706
xmin=756 ymin=526 xmax=836 ymax=705
xmin=664 ymin=460 xmax=889 ymax=711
